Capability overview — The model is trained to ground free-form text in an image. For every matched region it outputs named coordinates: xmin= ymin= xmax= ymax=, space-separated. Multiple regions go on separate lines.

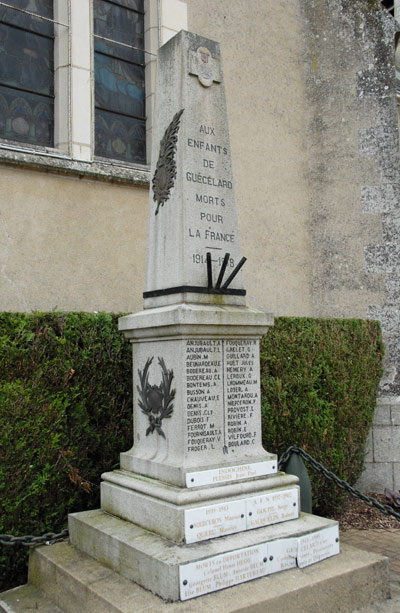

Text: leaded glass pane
xmin=95 ymin=108 xmax=145 ymax=164
xmin=0 ymin=23 xmax=54 ymax=96
xmin=94 ymin=0 xmax=144 ymax=65
xmin=106 ymin=0 xmax=144 ymax=13
xmin=94 ymin=30 xmax=143 ymax=66
xmin=0 ymin=84 xmax=53 ymax=146
xmin=94 ymin=0 xmax=146 ymax=163
xmin=95 ymin=54 xmax=145 ymax=118
xmin=0 ymin=0 xmax=53 ymax=37
xmin=0 ymin=0 xmax=54 ymax=147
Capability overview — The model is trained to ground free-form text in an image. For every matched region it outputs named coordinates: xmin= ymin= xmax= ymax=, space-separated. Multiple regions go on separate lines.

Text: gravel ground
xmin=332 ymin=492 xmax=400 ymax=531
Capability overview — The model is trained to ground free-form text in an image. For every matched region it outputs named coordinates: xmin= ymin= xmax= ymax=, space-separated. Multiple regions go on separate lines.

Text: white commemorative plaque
xmin=297 ymin=525 xmax=340 ymax=568
xmin=185 ymin=460 xmax=277 ymax=488
xmin=247 ymin=488 xmax=299 ymax=529
xmin=185 ymin=499 xmax=247 ymax=544
xmin=184 ymin=487 xmax=299 ymax=544
xmin=179 ymin=543 xmax=269 ymax=600
xmin=266 ymin=538 xmax=298 ymax=574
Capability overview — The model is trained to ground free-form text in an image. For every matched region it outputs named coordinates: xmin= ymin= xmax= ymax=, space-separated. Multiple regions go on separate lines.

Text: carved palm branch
xmin=158 ymin=357 xmax=175 ymax=421
xmin=137 ymin=357 xmax=153 ymax=416
xmin=152 ymin=108 xmax=184 ymax=215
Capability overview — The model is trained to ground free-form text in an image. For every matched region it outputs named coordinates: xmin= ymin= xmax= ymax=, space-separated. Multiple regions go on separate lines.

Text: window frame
xmin=0 ymin=0 xmax=58 ymax=151
xmin=93 ymin=0 xmax=147 ymax=166
xmin=0 ymin=0 xmax=188 ymax=183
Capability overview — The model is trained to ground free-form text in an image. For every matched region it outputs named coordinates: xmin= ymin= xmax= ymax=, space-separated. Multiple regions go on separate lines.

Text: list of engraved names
xmin=226 ymin=340 xmax=258 ymax=450
xmin=186 ymin=340 xmax=222 ymax=452
xmin=186 ymin=339 xmax=259 ymax=454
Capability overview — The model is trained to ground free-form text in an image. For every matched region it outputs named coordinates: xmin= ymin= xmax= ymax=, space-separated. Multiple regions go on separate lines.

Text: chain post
xmin=279 ymin=446 xmax=400 ymax=523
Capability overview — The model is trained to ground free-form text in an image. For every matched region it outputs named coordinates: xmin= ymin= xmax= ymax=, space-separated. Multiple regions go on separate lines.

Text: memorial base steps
xmin=100 ymin=469 xmax=299 ymax=543
xmin=0 ymin=539 xmax=390 ymax=613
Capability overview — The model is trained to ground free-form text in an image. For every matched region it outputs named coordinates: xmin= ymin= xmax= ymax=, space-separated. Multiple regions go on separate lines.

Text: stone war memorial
xmin=0 ymin=30 xmax=390 ymax=613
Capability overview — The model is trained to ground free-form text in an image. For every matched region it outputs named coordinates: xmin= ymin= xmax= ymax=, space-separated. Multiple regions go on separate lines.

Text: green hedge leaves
xmin=0 ymin=312 xmax=132 ymax=590
xmin=260 ymin=317 xmax=383 ymax=516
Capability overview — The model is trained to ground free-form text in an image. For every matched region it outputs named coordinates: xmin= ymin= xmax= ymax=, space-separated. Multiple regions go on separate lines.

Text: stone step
xmin=69 ymin=508 xmax=343 ymax=600
xmin=0 ymin=583 xmax=63 ymax=613
xmin=0 ymin=541 xmax=390 ymax=613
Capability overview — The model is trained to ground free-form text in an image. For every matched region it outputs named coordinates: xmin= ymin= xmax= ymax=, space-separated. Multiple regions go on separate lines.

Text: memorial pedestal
xmin=115 ymin=303 xmax=274 ymax=486
xmin=63 ymin=301 xmax=341 ymax=602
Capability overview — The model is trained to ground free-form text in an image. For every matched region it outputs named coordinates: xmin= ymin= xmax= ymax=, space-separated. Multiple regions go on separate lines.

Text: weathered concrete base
xmin=69 ymin=509 xmax=342 ymax=601
xmin=101 ymin=469 xmax=298 ymax=542
xmin=0 ymin=541 xmax=390 ymax=613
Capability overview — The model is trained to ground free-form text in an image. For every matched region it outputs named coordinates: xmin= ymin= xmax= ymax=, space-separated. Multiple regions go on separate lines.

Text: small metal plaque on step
xmin=184 ymin=487 xmax=299 ymax=543
xmin=179 ymin=542 xmax=269 ymax=600
xmin=246 ymin=488 xmax=299 ymax=530
xmin=297 ymin=525 xmax=340 ymax=568
xmin=185 ymin=460 xmax=277 ymax=488
xmin=185 ymin=499 xmax=247 ymax=544
xmin=179 ymin=527 xmax=340 ymax=600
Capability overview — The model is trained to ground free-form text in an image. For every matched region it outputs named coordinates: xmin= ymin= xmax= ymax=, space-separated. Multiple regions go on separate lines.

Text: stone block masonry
xmin=357 ymin=7 xmax=400 ymax=491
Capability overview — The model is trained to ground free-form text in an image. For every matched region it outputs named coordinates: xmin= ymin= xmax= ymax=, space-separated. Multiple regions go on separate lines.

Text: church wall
xmin=0 ymin=165 xmax=147 ymax=313
xmin=300 ymin=0 xmax=400 ymax=491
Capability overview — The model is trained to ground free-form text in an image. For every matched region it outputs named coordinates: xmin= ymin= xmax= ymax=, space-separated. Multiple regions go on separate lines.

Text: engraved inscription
xmin=185 ymin=500 xmax=246 ymax=544
xmin=186 ymin=339 xmax=260 ymax=456
xmin=267 ymin=538 xmax=298 ymax=573
xmin=179 ymin=530 xmax=340 ymax=600
xmin=225 ymin=340 xmax=258 ymax=450
xmin=184 ymin=488 xmax=298 ymax=544
xmin=297 ymin=526 xmax=340 ymax=568
xmin=186 ymin=340 xmax=222 ymax=453
xmin=184 ymin=120 xmax=239 ymax=277
xmin=247 ymin=489 xmax=299 ymax=529
xmin=185 ymin=460 xmax=277 ymax=488
xmin=179 ymin=544 xmax=268 ymax=601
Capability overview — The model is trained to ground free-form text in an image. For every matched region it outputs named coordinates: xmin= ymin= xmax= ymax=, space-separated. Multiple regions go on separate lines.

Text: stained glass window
xmin=0 ymin=0 xmax=54 ymax=147
xmin=94 ymin=0 xmax=146 ymax=164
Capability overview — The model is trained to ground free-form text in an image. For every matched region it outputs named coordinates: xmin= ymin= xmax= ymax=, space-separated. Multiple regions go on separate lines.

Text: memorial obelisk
xmin=69 ymin=31 xmax=340 ymax=602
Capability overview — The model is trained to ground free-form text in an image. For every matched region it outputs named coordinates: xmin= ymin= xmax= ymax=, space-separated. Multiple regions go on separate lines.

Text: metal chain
xmin=2 ymin=447 xmax=400 ymax=547
xmin=279 ymin=445 xmax=400 ymax=522
xmin=0 ymin=529 xmax=68 ymax=548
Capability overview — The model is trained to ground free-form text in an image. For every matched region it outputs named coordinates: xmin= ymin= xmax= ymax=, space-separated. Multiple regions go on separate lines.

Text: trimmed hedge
xmin=260 ymin=317 xmax=384 ymax=516
xmin=0 ymin=312 xmax=132 ymax=591
xmin=0 ymin=313 xmax=383 ymax=591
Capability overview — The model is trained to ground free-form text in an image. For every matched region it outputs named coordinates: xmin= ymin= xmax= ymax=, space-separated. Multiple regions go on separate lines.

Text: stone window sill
xmin=0 ymin=144 xmax=151 ymax=186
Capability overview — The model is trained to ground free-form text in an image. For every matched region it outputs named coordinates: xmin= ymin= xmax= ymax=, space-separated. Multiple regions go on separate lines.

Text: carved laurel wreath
xmin=137 ymin=356 xmax=176 ymax=438
xmin=152 ymin=108 xmax=184 ymax=215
